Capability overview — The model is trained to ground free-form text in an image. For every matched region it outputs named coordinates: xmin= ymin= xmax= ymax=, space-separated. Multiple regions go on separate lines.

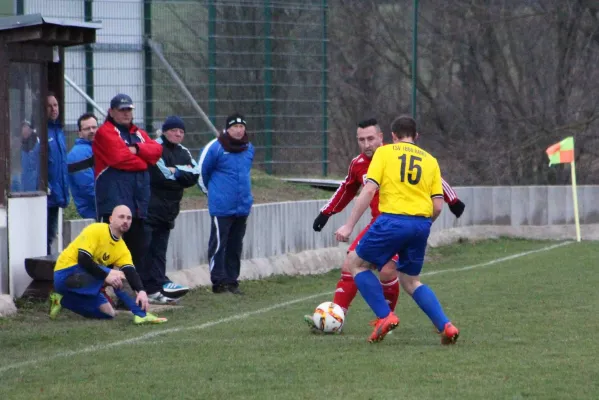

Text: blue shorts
xmin=54 ymin=264 xmax=111 ymax=316
xmin=355 ymin=213 xmax=431 ymax=276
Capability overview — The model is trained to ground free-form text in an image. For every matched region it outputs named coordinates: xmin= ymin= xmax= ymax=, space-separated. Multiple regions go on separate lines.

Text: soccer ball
xmin=312 ymin=301 xmax=345 ymax=333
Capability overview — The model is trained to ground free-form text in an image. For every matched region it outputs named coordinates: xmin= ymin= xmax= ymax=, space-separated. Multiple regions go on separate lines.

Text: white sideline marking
xmin=0 ymin=241 xmax=572 ymax=374
xmin=421 ymin=241 xmax=572 ymax=277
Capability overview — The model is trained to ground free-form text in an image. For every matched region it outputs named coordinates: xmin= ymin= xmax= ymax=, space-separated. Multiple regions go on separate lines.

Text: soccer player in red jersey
xmin=304 ymin=118 xmax=465 ymax=331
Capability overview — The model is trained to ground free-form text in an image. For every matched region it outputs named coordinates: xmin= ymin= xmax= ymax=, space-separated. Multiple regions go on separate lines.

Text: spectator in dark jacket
xmin=67 ymin=113 xmax=98 ymax=219
xmin=198 ymin=113 xmax=254 ymax=295
xmin=20 ymin=119 xmax=40 ymax=192
xmin=142 ymin=116 xmax=200 ymax=303
xmin=92 ymin=93 xmax=163 ymax=270
xmin=47 ymin=94 xmax=70 ymax=255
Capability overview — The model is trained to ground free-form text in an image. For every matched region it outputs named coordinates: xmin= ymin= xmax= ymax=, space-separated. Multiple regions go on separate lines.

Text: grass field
xmin=2 ymin=238 xmax=599 ymax=399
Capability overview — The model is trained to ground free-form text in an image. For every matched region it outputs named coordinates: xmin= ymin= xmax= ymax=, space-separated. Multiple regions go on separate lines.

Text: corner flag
xmin=546 ymin=136 xmax=580 ymax=242
xmin=546 ymin=136 xmax=574 ymax=166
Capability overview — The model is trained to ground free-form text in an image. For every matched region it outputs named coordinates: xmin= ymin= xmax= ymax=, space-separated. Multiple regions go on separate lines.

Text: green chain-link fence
xmin=15 ymin=0 xmax=329 ymax=175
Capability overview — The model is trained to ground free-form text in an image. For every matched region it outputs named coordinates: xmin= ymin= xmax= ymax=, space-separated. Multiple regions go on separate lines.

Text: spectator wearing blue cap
xmin=93 ymin=93 xmax=163 ymax=273
xmin=141 ymin=116 xmax=200 ymax=303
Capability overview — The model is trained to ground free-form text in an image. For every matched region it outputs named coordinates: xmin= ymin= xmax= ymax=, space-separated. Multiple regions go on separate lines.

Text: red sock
xmin=381 ymin=278 xmax=400 ymax=312
xmin=332 ymin=273 xmax=358 ymax=313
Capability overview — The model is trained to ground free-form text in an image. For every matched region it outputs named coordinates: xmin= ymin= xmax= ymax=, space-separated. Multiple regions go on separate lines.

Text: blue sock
xmin=354 ymin=270 xmax=391 ymax=319
xmin=61 ymin=294 xmax=113 ymax=319
xmin=114 ymin=289 xmax=146 ymax=318
xmin=412 ymin=285 xmax=450 ymax=331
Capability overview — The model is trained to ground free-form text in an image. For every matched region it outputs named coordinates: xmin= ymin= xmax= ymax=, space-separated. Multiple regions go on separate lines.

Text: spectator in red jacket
xmin=92 ymin=93 xmax=162 ymax=271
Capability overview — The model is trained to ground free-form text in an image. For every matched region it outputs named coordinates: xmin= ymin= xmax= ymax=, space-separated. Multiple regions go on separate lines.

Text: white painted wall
xmin=8 ymin=197 xmax=47 ymax=297
xmin=93 ymin=52 xmax=145 ymax=121
xmin=0 ymin=208 xmax=7 ymax=295
xmin=63 ymin=50 xmax=87 ymax=127
xmin=0 ymin=207 xmax=6 ymax=228
xmin=92 ymin=0 xmax=145 ymax=123
xmin=92 ymin=0 xmax=143 ymax=46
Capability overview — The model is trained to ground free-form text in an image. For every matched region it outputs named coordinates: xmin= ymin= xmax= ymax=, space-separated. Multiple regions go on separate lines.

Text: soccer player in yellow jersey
xmin=49 ymin=205 xmax=167 ymax=324
xmin=335 ymin=116 xmax=459 ymax=344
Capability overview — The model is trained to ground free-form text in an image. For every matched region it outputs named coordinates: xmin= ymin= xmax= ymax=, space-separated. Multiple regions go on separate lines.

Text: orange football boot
xmin=368 ymin=312 xmax=399 ymax=343
xmin=439 ymin=322 xmax=459 ymax=345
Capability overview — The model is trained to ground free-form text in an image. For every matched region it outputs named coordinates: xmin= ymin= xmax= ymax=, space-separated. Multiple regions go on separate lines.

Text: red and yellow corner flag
xmin=546 ymin=136 xmax=574 ymax=166
xmin=544 ymin=136 xmax=581 ymax=241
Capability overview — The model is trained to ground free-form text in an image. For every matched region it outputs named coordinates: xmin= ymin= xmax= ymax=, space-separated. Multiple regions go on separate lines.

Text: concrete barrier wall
xmin=63 ymin=200 xmax=374 ymax=273
xmin=62 ymin=185 xmax=597 ymax=274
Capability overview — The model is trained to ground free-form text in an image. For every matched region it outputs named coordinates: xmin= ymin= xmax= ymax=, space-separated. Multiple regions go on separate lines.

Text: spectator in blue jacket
xmin=198 ymin=113 xmax=254 ymax=295
xmin=67 ymin=113 xmax=98 ymax=219
xmin=19 ymin=119 xmax=40 ymax=192
xmin=47 ymin=93 xmax=70 ymax=255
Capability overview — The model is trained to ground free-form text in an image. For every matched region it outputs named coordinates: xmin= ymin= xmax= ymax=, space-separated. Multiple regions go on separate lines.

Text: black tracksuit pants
xmin=208 ymin=215 xmax=248 ymax=289
xmin=139 ymin=222 xmax=172 ymax=295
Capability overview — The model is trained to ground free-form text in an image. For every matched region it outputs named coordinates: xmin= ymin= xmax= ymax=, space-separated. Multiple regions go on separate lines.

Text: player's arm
xmin=313 ymin=159 xmax=362 ymax=231
xmin=77 ymin=250 xmax=109 ymax=280
xmin=77 ymin=250 xmax=124 ymax=288
xmin=442 ymin=177 xmax=465 ymax=218
xmin=135 ymin=130 xmax=163 ymax=165
xmin=120 ymin=265 xmax=144 ymax=293
xmin=114 ymin=252 xmax=145 ymax=293
xmin=75 ymin=225 xmax=108 ymax=279
xmin=432 ymin=197 xmax=444 ymax=222
xmin=173 ymin=153 xmax=201 ymax=188
xmin=118 ymin=262 xmax=148 ymax=311
xmin=335 ymin=151 xmax=384 ymax=241
xmin=93 ymin=126 xmax=148 ymax=171
xmin=431 ymin=163 xmax=444 ymax=222
xmin=343 ymin=180 xmax=378 ymax=231
xmin=197 ymin=141 xmax=219 ymax=195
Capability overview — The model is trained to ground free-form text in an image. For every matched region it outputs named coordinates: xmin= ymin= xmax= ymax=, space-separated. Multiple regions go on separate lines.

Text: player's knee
xmin=399 ymin=273 xmax=421 ymax=295
xmin=340 ymin=253 xmax=353 ymax=274
xmin=379 ymin=261 xmax=397 ymax=281
xmin=99 ymin=303 xmax=116 ymax=318
xmin=345 ymin=251 xmax=359 ymax=273
xmin=65 ymin=273 xmax=96 ymax=289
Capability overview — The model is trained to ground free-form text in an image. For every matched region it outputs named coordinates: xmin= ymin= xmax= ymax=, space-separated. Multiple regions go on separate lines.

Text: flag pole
xmin=570 ymin=159 xmax=581 ymax=242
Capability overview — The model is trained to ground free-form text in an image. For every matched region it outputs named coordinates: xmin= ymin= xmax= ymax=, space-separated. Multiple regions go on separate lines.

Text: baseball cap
xmin=110 ymin=93 xmax=135 ymax=110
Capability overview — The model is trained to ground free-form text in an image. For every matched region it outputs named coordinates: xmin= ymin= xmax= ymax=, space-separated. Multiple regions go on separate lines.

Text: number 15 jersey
xmin=366 ymin=142 xmax=443 ymax=217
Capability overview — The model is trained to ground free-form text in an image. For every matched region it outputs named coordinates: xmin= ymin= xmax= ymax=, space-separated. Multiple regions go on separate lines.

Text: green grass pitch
xmin=1 ymin=238 xmax=599 ymax=399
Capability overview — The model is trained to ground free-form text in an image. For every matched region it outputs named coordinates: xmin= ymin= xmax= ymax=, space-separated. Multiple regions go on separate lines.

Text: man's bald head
xmin=109 ymin=205 xmax=132 ymax=237
xmin=112 ymin=205 xmax=131 ymax=218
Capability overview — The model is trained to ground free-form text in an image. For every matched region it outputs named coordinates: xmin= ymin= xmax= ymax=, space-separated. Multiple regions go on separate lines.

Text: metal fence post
xmin=322 ymin=0 xmax=328 ymax=176
xmin=208 ymin=3 xmax=216 ymax=127
xmin=411 ymin=0 xmax=419 ymax=119
xmin=264 ymin=0 xmax=273 ymax=174
xmin=84 ymin=0 xmax=94 ymax=114
xmin=144 ymin=0 xmax=153 ymax=131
